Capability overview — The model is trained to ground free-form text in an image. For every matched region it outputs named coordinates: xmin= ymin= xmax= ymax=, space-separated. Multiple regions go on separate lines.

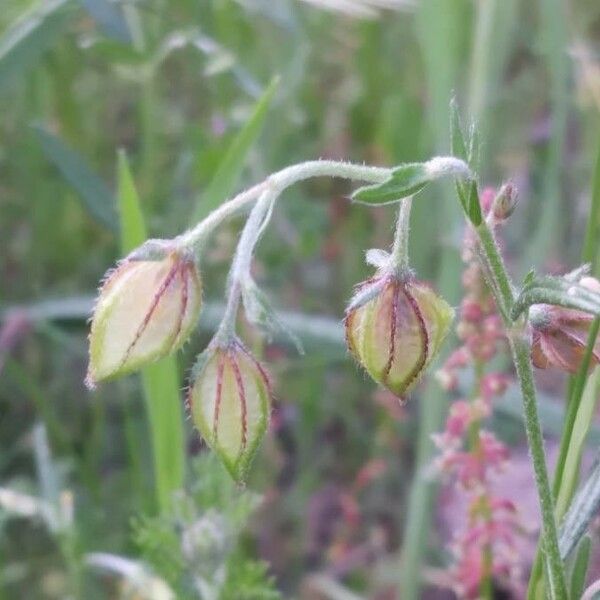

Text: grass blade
xmin=583 ymin=139 xmax=600 ymax=268
xmin=569 ymin=536 xmax=591 ymax=599
xmin=117 ymin=150 xmax=146 ymax=252
xmin=559 ymin=457 xmax=600 ymax=560
xmin=34 ymin=125 xmax=117 ymax=231
xmin=191 ymin=76 xmax=279 ymax=222
xmin=117 ymin=151 xmax=185 ymax=511
xmin=524 ymin=0 xmax=569 ymax=266
xmin=528 ymin=137 xmax=600 ymax=599
xmin=0 ymin=0 xmax=73 ymax=90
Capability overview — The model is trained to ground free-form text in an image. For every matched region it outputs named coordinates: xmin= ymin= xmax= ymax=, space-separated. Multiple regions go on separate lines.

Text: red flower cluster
xmin=433 ymin=188 xmax=524 ymax=598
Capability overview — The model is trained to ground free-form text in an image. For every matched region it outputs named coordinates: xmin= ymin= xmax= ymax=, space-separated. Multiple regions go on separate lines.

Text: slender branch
xmin=475 ymin=222 xmax=514 ymax=319
xmin=508 ymin=333 xmax=567 ymax=600
xmin=468 ymin=213 xmax=568 ymax=598
xmin=177 ymin=160 xmax=391 ymax=252
xmin=214 ymin=190 xmax=276 ymax=343
xmin=390 ymin=197 xmax=413 ymax=275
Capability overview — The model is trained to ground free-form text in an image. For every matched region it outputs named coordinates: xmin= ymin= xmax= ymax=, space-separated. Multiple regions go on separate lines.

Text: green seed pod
xmin=345 ymin=275 xmax=454 ymax=397
xmin=188 ymin=340 xmax=272 ymax=483
xmin=86 ymin=251 xmax=202 ymax=388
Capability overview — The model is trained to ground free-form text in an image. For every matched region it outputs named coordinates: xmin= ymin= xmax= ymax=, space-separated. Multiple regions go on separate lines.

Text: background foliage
xmin=1 ymin=0 xmax=600 ymax=597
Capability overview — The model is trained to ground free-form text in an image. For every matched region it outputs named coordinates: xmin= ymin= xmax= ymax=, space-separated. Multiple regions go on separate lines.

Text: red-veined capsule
xmin=345 ymin=274 xmax=454 ymax=398
xmin=188 ymin=339 xmax=272 ymax=483
xmin=530 ymin=306 xmax=600 ymax=373
xmin=86 ymin=250 xmax=202 ymax=388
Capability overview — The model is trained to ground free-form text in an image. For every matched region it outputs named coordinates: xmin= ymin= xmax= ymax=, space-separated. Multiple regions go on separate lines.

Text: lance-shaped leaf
xmin=0 ymin=0 xmax=73 ymax=90
xmin=34 ymin=125 xmax=117 ymax=231
xmin=241 ymin=276 xmax=303 ymax=354
xmin=450 ymin=97 xmax=469 ymax=163
xmin=569 ymin=537 xmax=591 ymax=600
xmin=352 ymin=157 xmax=471 ymax=205
xmin=559 ymin=450 xmax=600 ymax=560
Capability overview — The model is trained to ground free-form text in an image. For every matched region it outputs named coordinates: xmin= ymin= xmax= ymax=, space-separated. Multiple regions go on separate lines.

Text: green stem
xmin=390 ymin=197 xmax=413 ymax=275
xmin=475 ymin=222 xmax=514 ymax=319
xmin=528 ymin=318 xmax=600 ymax=599
xmin=509 ymin=333 xmax=567 ymax=599
xmin=178 ymin=160 xmax=392 ymax=252
xmin=471 ymin=218 xmax=567 ymax=598
xmin=214 ymin=190 xmax=276 ymax=343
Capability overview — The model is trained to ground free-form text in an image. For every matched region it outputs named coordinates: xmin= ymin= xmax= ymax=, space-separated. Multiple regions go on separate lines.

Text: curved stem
xmin=390 ymin=197 xmax=413 ymax=275
xmin=214 ymin=190 xmax=276 ymax=343
xmin=475 ymin=222 xmax=513 ymax=320
xmin=177 ymin=160 xmax=392 ymax=252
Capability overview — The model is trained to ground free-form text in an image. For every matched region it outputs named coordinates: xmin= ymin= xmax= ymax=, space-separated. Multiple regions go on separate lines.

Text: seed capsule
xmin=530 ymin=304 xmax=600 ymax=373
xmin=345 ymin=275 xmax=454 ymax=397
xmin=86 ymin=251 xmax=202 ymax=387
xmin=188 ymin=340 xmax=272 ymax=483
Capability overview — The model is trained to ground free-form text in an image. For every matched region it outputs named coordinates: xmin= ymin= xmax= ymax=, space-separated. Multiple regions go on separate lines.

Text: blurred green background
xmin=1 ymin=0 xmax=599 ymax=598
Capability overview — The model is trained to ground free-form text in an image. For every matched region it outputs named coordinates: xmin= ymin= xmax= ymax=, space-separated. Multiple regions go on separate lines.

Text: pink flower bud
xmin=344 ymin=275 xmax=454 ymax=397
xmin=188 ymin=340 xmax=272 ymax=483
xmin=86 ymin=251 xmax=202 ymax=387
xmin=461 ymin=298 xmax=484 ymax=322
xmin=530 ymin=305 xmax=600 ymax=373
xmin=491 ymin=182 xmax=518 ymax=222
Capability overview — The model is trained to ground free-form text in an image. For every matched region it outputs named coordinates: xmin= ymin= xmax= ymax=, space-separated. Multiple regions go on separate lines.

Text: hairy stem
xmin=508 ymin=333 xmax=567 ymax=599
xmin=177 ymin=160 xmax=391 ymax=252
xmin=390 ymin=197 xmax=413 ymax=274
xmin=471 ymin=216 xmax=567 ymax=598
xmin=215 ymin=190 xmax=276 ymax=342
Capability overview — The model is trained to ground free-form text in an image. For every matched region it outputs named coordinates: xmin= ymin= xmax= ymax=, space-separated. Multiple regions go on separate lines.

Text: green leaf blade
xmin=117 ymin=151 xmax=185 ymax=512
xmin=117 ymin=150 xmax=147 ymax=251
xmin=0 ymin=0 xmax=73 ymax=90
xmin=191 ymin=76 xmax=280 ymax=222
xmin=34 ymin=125 xmax=117 ymax=231
xmin=352 ymin=163 xmax=429 ymax=205
xmin=352 ymin=158 xmax=470 ymax=206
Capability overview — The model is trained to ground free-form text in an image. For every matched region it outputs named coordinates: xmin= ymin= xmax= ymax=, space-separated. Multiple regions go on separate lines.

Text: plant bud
xmin=345 ymin=275 xmax=454 ymax=397
xmin=188 ymin=340 xmax=272 ymax=483
xmin=530 ymin=304 xmax=600 ymax=373
xmin=86 ymin=251 xmax=202 ymax=387
xmin=491 ymin=182 xmax=518 ymax=222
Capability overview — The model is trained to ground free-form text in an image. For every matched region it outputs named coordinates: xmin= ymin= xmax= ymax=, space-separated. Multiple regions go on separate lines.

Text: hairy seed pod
xmin=188 ymin=340 xmax=272 ymax=483
xmin=86 ymin=251 xmax=202 ymax=387
xmin=530 ymin=304 xmax=600 ymax=373
xmin=345 ymin=275 xmax=454 ymax=397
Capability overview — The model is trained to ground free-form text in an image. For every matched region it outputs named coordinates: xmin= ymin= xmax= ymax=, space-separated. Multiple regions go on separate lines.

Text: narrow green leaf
xmin=450 ymin=97 xmax=468 ymax=162
xmin=117 ymin=150 xmax=146 ymax=252
xmin=352 ymin=163 xmax=429 ymax=205
xmin=80 ymin=0 xmax=132 ymax=44
xmin=117 ymin=152 xmax=185 ymax=511
xmin=559 ymin=452 xmax=600 ymax=559
xmin=191 ymin=76 xmax=279 ymax=222
xmin=353 ymin=158 xmax=470 ymax=206
xmin=569 ymin=536 xmax=591 ymax=600
xmin=555 ymin=366 xmax=600 ymax=518
xmin=523 ymin=269 xmax=536 ymax=287
xmin=34 ymin=125 xmax=117 ymax=231
xmin=466 ymin=179 xmax=482 ymax=225
xmin=530 ymin=130 xmax=600 ymax=600
xmin=0 ymin=0 xmax=73 ymax=90
xmin=582 ymin=138 xmax=600 ymax=271
xmin=140 ymin=361 xmax=185 ymax=511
